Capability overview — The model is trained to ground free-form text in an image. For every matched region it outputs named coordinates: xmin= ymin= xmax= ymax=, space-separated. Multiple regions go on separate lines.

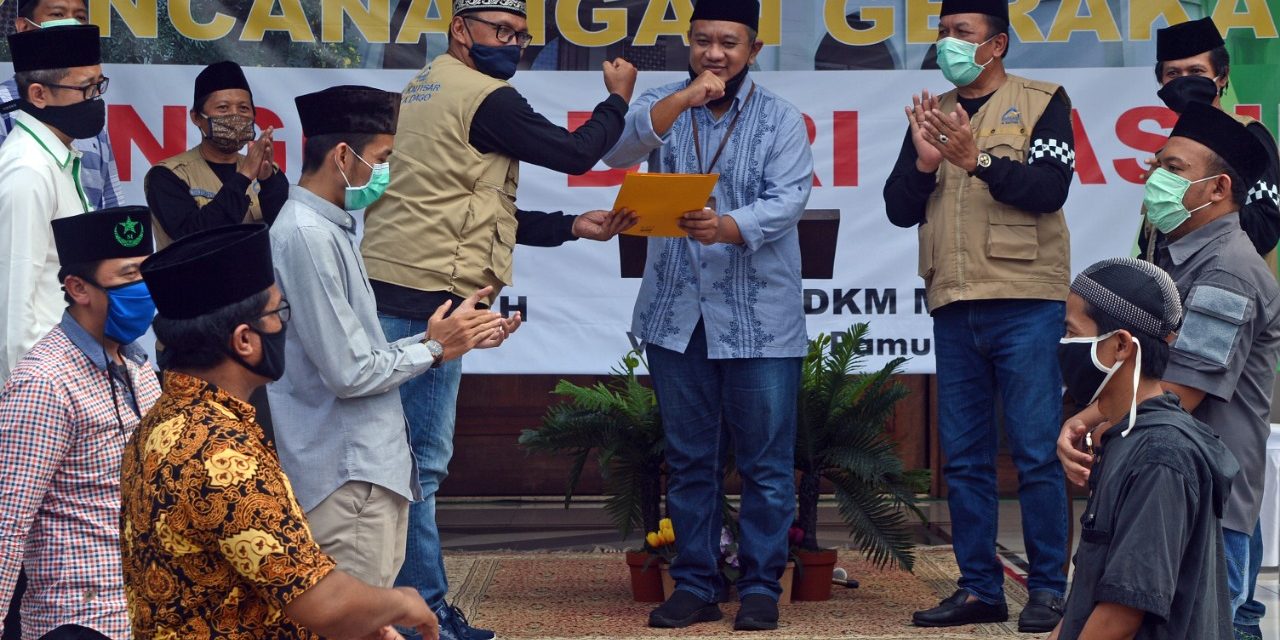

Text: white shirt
xmin=0 ymin=112 xmax=89 ymax=381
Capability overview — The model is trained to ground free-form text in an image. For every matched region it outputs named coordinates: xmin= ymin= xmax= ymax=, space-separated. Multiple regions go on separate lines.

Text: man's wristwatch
xmin=424 ymin=339 xmax=445 ymax=367
xmin=972 ymin=152 xmax=993 ymax=177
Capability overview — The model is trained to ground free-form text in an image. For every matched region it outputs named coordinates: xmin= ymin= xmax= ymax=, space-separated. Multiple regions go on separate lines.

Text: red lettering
xmin=566 ymin=111 xmax=637 ymax=187
xmin=833 ymin=111 xmax=858 ymax=187
xmin=1113 ymin=106 xmax=1177 ymax=184
xmin=256 ymin=107 xmax=287 ymax=174
xmin=803 ymin=114 xmax=821 ymax=187
xmin=107 ymin=105 xmax=187 ymax=182
xmin=1234 ymin=104 xmax=1263 ymax=121
xmin=1070 ymin=109 xmax=1104 ymax=185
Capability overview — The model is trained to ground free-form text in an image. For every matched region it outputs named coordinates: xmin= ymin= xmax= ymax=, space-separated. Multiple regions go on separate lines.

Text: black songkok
xmin=1071 ymin=258 xmax=1183 ymax=339
xmin=1171 ymin=102 xmax=1269 ymax=185
xmin=691 ymin=0 xmax=760 ymax=33
xmin=52 ymin=207 xmax=154 ymax=265
xmin=295 ymin=86 xmax=400 ymax=137
xmin=8 ymin=24 xmax=100 ymax=73
xmin=940 ymin=0 xmax=1009 ymax=21
xmin=141 ymin=224 xmax=274 ymax=320
xmin=1157 ymin=18 xmax=1225 ymax=62
xmin=194 ymin=61 xmax=252 ymax=109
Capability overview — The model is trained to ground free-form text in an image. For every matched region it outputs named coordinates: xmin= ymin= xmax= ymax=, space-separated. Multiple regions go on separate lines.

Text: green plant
xmin=519 ymin=350 xmax=664 ymax=542
xmin=794 ymin=324 xmax=925 ymax=571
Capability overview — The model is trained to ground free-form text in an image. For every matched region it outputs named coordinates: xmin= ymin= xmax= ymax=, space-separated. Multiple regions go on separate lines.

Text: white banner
xmin=9 ymin=63 xmax=1173 ymax=373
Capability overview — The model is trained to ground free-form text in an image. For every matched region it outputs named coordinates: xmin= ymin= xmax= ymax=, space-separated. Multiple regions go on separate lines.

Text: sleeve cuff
xmin=401 ymin=339 xmax=437 ymax=370
xmin=1163 ymin=356 xmax=1233 ymax=402
xmin=223 ymin=172 xmax=253 ymax=194
xmin=1095 ymin=583 xmax=1172 ymax=621
xmin=637 ymin=106 xmax=669 ymax=148
xmin=906 ymin=166 xmax=938 ymax=192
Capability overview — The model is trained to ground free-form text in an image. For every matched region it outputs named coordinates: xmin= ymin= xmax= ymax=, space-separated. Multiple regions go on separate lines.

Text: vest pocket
xmin=917 ymin=221 xmax=935 ymax=278
xmin=987 ymin=207 xmax=1039 ymax=261
xmin=980 ymin=133 xmax=1028 ymax=163
xmin=486 ymin=192 xmax=518 ymax=287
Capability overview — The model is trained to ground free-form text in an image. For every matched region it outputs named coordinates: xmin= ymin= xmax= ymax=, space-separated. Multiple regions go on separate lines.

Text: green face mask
xmin=1142 ymin=167 xmax=1220 ymax=234
xmin=27 ymin=17 xmax=84 ymax=28
xmin=339 ymin=149 xmax=390 ymax=211
xmin=935 ymin=36 xmax=994 ymax=87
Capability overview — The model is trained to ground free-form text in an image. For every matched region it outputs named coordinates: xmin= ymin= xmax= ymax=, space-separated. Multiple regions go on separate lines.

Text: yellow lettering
xmin=394 ymin=0 xmax=451 ymax=45
xmin=1046 ymin=0 xmax=1121 ymax=42
xmin=526 ymin=0 xmax=546 ymax=46
xmin=906 ymin=0 xmax=938 ymax=45
xmin=169 ymin=0 xmax=235 ymax=41
xmin=1211 ymin=0 xmax=1279 ymax=39
xmin=633 ymin=0 xmax=692 ymax=47
xmin=242 ymin=0 xmax=316 ymax=42
xmin=95 ymin=0 xmax=157 ymax=38
xmin=322 ymin=0 xmax=390 ymax=43
xmin=1127 ymin=0 xmax=1190 ymax=41
xmin=758 ymin=0 xmax=780 ymax=45
xmin=1008 ymin=0 xmax=1045 ymax=42
xmin=556 ymin=0 xmax=627 ymax=48
xmin=824 ymin=0 xmax=894 ymax=46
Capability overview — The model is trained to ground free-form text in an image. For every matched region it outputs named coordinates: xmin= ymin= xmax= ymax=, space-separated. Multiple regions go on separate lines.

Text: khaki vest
xmin=149 ymin=146 xmax=265 ymax=248
xmin=919 ymin=74 xmax=1072 ymax=312
xmin=361 ymin=54 xmax=519 ymax=305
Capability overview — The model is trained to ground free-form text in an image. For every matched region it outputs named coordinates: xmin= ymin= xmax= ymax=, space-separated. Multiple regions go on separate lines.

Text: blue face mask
xmin=469 ymin=43 xmax=521 ymax=80
xmin=99 ymin=280 xmax=156 ymax=345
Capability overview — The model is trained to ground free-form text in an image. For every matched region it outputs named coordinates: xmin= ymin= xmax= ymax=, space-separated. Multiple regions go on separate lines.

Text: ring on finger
xmin=938 ymin=134 xmax=949 ymax=144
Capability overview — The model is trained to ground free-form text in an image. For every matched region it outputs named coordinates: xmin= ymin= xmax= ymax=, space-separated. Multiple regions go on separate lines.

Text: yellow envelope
xmin=612 ymin=173 xmax=719 ymax=237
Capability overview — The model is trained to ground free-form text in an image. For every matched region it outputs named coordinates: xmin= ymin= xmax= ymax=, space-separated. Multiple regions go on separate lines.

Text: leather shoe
xmin=912 ymin=589 xmax=1008 ymax=627
xmin=648 ymin=590 xmax=723 ymax=628
xmin=1018 ymin=590 xmax=1065 ymax=633
xmin=733 ymin=594 xmax=779 ymax=631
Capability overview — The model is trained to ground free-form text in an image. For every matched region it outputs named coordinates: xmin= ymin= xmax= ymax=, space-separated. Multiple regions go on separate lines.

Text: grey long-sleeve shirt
xmin=267 ymin=185 xmax=429 ymax=512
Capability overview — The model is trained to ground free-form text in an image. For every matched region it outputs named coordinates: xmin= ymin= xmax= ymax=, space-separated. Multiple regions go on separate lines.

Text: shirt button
xmin=701 ymin=297 xmax=707 ymax=303
xmin=701 ymin=262 xmax=708 ymax=269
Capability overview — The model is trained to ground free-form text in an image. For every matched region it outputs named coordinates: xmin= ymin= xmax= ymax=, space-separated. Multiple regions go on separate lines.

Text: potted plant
xmin=791 ymin=324 xmax=926 ymax=601
xmin=519 ymin=351 xmax=667 ymax=602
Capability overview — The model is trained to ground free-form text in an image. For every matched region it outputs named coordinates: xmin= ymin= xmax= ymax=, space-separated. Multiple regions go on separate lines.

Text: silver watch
xmin=424 ymin=339 xmax=445 ymax=367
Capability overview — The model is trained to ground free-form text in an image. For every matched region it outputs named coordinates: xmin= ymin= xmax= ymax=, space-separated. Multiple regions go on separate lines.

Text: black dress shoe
xmin=912 ymin=589 xmax=1009 ymax=627
xmin=1018 ymin=591 xmax=1065 ymax=633
xmin=733 ymin=594 xmax=779 ymax=631
xmin=648 ymin=590 xmax=723 ymax=628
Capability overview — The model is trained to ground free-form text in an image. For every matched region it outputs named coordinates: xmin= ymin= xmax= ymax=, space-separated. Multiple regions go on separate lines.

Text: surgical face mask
xmin=96 ymin=279 xmax=156 ymax=345
xmin=338 ymin=149 xmax=390 ymax=211
xmin=935 ymin=36 xmax=994 ymax=87
xmin=19 ymin=98 xmax=105 ymax=140
xmin=1058 ymin=331 xmax=1142 ymax=438
xmin=1143 ymin=168 xmax=1221 ymax=234
xmin=1157 ymin=74 xmax=1220 ymax=114
xmin=201 ymin=113 xmax=255 ymax=153
xmin=25 ymin=17 xmax=84 ymax=28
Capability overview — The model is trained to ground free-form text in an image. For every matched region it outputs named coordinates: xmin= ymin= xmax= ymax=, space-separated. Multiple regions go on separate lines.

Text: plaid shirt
xmin=0 ymin=77 xmax=125 ymax=210
xmin=0 ymin=312 xmax=161 ymax=640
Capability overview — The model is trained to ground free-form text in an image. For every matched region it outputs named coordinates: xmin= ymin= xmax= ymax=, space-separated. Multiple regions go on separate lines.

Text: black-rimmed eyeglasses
xmin=45 ymin=77 xmax=109 ymax=101
xmin=464 ymin=16 xmax=533 ymax=49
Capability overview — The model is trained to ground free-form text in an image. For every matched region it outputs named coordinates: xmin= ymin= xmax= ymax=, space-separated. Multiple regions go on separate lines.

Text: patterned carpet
xmin=443 ymin=546 xmax=1032 ymax=639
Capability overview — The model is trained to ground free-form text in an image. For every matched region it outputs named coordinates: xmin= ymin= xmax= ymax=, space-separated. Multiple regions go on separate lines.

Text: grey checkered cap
xmin=1072 ymin=257 xmax=1183 ymax=339
xmin=454 ymin=0 xmax=526 ymax=15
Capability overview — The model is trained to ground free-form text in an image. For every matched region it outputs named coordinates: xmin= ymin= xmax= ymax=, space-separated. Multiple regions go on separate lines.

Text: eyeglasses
xmin=256 ymin=300 xmax=291 ymax=324
xmin=45 ymin=77 xmax=109 ymax=101
xmin=464 ymin=16 xmax=533 ymax=49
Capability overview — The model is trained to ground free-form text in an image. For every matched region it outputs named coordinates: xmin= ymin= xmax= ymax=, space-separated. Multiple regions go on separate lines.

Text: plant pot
xmin=791 ymin=548 xmax=839 ymax=601
xmin=661 ymin=563 xmax=795 ymax=605
xmin=626 ymin=551 xmax=665 ymax=603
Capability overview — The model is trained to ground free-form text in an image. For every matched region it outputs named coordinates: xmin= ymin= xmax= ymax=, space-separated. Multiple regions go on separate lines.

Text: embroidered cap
xmin=1071 ymin=258 xmax=1182 ymax=339
xmin=454 ymin=0 xmax=526 ymax=16
xmin=52 ymin=207 xmax=154 ymax=265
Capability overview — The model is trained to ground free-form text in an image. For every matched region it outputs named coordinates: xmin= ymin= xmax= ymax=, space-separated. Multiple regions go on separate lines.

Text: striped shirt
xmin=0 ymin=77 xmax=124 ymax=211
xmin=0 ymin=311 xmax=160 ymax=639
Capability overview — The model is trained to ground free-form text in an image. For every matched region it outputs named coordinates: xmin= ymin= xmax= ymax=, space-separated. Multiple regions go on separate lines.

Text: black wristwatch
xmin=970 ymin=152 xmax=993 ymax=177
xmin=424 ymin=339 xmax=445 ymax=367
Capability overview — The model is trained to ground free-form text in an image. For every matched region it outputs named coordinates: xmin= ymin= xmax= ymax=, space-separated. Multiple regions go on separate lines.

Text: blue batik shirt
xmin=0 ymin=77 xmax=124 ymax=210
xmin=603 ymin=75 xmax=813 ymax=359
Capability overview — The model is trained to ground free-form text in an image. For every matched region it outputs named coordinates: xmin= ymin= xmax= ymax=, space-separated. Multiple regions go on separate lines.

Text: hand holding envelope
xmin=611 ymin=173 xmax=720 ymax=237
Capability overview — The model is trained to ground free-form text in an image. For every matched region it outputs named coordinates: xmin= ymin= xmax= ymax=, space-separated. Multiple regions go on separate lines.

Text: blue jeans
xmin=380 ymin=313 xmax=464 ymax=612
xmin=1224 ymin=526 xmax=1256 ymax=623
xmin=1235 ymin=521 xmax=1266 ymax=626
xmin=932 ymin=299 xmax=1068 ymax=604
xmin=647 ymin=322 xmax=801 ymax=603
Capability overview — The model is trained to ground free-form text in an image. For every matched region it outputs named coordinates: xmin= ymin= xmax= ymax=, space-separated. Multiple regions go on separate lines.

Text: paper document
xmin=612 ymin=173 xmax=719 ymax=237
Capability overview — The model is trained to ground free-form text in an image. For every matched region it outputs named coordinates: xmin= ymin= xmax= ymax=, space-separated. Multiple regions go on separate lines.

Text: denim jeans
xmin=1235 ymin=521 xmax=1266 ymax=626
xmin=932 ymin=299 xmax=1068 ymax=604
xmin=647 ymin=322 xmax=801 ymax=604
xmin=380 ymin=313 xmax=464 ymax=612
xmin=1224 ymin=526 xmax=1253 ymax=622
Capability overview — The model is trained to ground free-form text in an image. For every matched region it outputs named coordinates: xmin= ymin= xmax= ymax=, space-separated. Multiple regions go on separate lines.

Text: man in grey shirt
xmin=268 ymin=85 xmax=511 ymax=586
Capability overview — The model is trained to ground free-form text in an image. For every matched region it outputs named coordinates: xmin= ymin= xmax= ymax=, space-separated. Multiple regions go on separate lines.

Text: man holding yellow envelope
xmin=602 ymin=0 xmax=813 ymax=631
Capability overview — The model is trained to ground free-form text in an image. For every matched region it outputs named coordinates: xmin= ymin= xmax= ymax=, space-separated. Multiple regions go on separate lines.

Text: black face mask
xmin=1157 ymin=75 xmax=1220 ymax=114
xmin=227 ymin=322 xmax=287 ymax=381
xmin=19 ymin=98 xmax=106 ymax=140
xmin=1057 ymin=332 xmax=1122 ymax=406
xmin=689 ymin=65 xmax=750 ymax=109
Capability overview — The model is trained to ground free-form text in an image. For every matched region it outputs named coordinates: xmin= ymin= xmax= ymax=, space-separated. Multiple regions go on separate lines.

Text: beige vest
xmin=361 ymin=54 xmax=519 ymax=304
xmin=919 ymin=74 xmax=1072 ymax=312
xmin=149 ymin=146 xmax=265 ymax=248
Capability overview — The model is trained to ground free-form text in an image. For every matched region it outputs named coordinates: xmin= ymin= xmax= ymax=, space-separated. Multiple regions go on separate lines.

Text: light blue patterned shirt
xmin=603 ymin=76 xmax=813 ymax=359
xmin=0 ymin=77 xmax=123 ymax=210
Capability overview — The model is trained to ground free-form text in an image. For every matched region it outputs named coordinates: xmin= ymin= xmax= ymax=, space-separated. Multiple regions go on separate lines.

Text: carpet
xmin=443 ymin=546 xmax=1032 ymax=639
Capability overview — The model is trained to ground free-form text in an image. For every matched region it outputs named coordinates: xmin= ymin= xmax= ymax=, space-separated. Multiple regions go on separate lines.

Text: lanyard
xmin=691 ymin=83 xmax=756 ymax=175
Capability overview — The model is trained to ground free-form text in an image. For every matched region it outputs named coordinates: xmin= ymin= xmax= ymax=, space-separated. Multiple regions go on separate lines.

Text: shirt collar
xmin=1165 ymin=212 xmax=1241 ymax=266
xmin=288 ymin=185 xmax=356 ymax=232
xmin=59 ymin=310 xmax=148 ymax=371
xmin=13 ymin=111 xmax=81 ymax=169
xmin=161 ymin=370 xmax=257 ymax=422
